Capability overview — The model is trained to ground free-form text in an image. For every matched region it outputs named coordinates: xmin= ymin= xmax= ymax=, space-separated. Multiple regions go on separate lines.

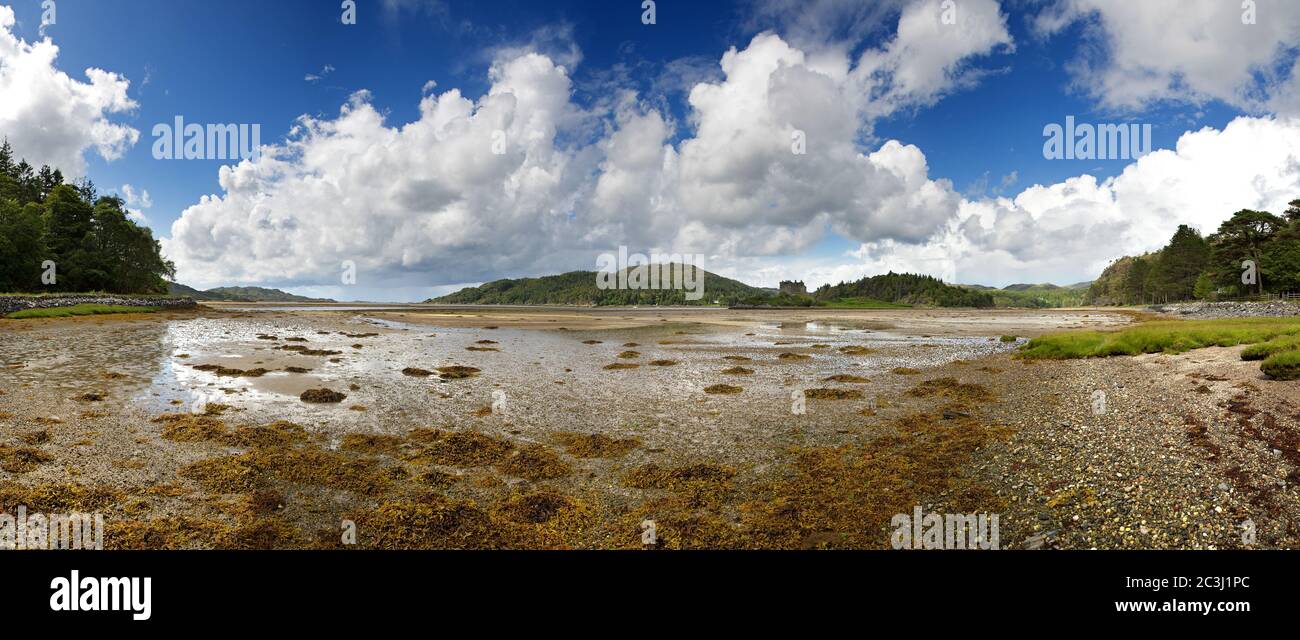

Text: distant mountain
xmin=1003 ymin=283 xmax=1061 ymax=292
xmin=955 ymin=281 xmax=1095 ymax=307
xmin=167 ymin=282 xmax=222 ymax=300
xmin=427 ymin=267 xmax=767 ymax=306
xmin=167 ymin=283 xmax=335 ymax=303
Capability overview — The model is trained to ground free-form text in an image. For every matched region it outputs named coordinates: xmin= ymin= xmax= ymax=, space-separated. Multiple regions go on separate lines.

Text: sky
xmin=2 ymin=0 xmax=1300 ymax=302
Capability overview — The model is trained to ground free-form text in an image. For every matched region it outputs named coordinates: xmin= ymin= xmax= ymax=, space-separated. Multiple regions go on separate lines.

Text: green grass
xmin=1262 ymin=350 xmax=1300 ymax=380
xmin=6 ymin=304 xmax=160 ymax=319
xmin=1017 ymin=317 xmax=1300 ymax=360
xmin=822 ymin=297 xmax=912 ymax=309
xmin=1240 ymin=335 xmax=1300 ymax=361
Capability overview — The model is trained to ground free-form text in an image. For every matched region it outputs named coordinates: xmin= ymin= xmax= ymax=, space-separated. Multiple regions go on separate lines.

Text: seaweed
xmin=822 ymin=374 xmax=869 ymax=383
xmin=704 ymin=384 xmax=743 ymax=394
xmin=803 ymin=388 xmax=864 ymax=400
xmin=437 ymin=365 xmax=481 ymax=380
xmin=497 ymin=444 xmax=571 ymax=480
xmin=552 ymin=432 xmax=640 ymax=458
xmin=0 ymin=445 xmax=52 ymax=473
xmin=405 ymin=429 xmax=513 ymax=467
xmin=300 ymin=388 xmax=347 ymax=403
xmin=905 ymin=377 xmax=994 ymax=404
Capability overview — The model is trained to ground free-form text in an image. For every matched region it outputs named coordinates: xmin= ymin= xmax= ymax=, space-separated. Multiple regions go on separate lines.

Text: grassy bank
xmin=822 ymin=297 xmax=912 ymax=309
xmin=6 ymin=304 xmax=161 ymax=319
xmin=1018 ymin=317 xmax=1300 ymax=359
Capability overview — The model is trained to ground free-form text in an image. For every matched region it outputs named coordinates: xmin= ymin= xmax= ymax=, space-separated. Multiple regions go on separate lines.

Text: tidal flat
xmin=3 ymin=305 xmax=1297 ymax=549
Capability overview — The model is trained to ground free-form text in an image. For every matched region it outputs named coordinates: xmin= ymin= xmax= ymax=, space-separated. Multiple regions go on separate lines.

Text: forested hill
xmin=0 ymin=141 xmax=174 ymax=294
xmin=428 ymin=267 xmax=767 ymax=305
xmin=813 ymin=272 xmax=995 ymax=307
xmin=1086 ymin=202 xmax=1300 ymax=305
xmin=166 ymin=283 xmax=336 ymax=303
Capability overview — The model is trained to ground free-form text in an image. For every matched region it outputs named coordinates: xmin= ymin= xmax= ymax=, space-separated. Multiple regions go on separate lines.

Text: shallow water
xmin=0 ymin=311 xmax=1022 ymax=462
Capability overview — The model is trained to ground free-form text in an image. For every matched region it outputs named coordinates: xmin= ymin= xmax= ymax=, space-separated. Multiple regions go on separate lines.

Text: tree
xmin=36 ymin=165 xmax=62 ymax=201
xmin=1193 ymin=272 xmax=1217 ymax=300
xmin=1206 ymin=209 xmax=1285 ymax=296
xmin=43 ymin=184 xmax=99 ymax=291
xmin=1261 ymin=215 xmax=1300 ymax=292
xmin=0 ymin=139 xmax=14 ymax=176
xmin=1148 ymin=224 xmax=1209 ymax=301
xmin=0 ymin=200 xmax=47 ymax=291
xmin=1124 ymin=256 xmax=1151 ymax=304
xmin=1284 ymin=199 xmax=1300 ymax=223
xmin=0 ymin=151 xmax=174 ymax=294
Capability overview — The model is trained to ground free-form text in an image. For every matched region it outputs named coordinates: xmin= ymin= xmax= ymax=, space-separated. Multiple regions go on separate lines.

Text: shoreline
xmin=2 ymin=306 xmax=1296 ymax=548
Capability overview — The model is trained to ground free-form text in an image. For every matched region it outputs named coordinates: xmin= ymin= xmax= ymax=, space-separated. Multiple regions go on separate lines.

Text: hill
xmin=167 ymin=283 xmax=335 ymax=303
xmin=428 ymin=266 xmax=767 ymax=306
xmin=990 ymin=283 xmax=1090 ymax=308
xmin=1003 ymin=283 xmax=1061 ymax=292
xmin=813 ymin=272 xmax=994 ymax=308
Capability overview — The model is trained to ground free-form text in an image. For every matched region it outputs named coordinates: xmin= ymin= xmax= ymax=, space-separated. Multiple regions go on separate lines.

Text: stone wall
xmin=0 ymin=295 xmax=196 ymax=316
xmin=1152 ymin=300 xmax=1300 ymax=319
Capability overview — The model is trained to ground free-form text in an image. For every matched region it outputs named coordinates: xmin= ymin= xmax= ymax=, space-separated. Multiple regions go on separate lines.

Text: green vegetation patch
xmin=1018 ymin=318 xmax=1300 ymax=359
xmin=6 ymin=304 xmax=159 ymax=319
xmin=1261 ymin=350 xmax=1300 ymax=380
xmin=1241 ymin=335 xmax=1300 ymax=361
xmin=822 ymin=297 xmax=911 ymax=309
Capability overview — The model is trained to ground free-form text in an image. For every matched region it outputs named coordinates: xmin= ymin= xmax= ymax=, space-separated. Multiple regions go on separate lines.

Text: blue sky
xmin=3 ymin=0 xmax=1299 ymax=300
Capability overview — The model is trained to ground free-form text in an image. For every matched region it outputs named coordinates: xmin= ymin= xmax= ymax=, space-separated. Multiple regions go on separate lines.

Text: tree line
xmin=0 ymin=140 xmax=175 ymax=294
xmin=1087 ymin=200 xmax=1300 ymax=305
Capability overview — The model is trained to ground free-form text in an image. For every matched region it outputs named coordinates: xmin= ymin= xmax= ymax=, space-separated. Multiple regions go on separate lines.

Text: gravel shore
xmin=964 ymin=347 xmax=1300 ymax=549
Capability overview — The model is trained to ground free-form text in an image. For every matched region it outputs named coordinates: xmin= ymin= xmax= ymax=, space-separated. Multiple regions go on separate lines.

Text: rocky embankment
xmin=0 ymin=294 xmax=195 ymax=315
xmin=1152 ymin=300 xmax=1300 ymax=319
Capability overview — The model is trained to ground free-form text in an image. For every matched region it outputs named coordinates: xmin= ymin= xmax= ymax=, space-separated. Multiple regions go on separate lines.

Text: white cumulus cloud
xmin=1034 ymin=0 xmax=1300 ymax=114
xmin=165 ymin=17 xmax=1013 ymax=290
xmin=954 ymin=116 xmax=1300 ymax=285
xmin=0 ymin=5 xmax=138 ymax=176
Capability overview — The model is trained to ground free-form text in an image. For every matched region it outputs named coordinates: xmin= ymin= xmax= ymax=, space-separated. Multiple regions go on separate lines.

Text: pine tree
xmin=0 ymin=139 xmax=14 ymax=176
xmin=1207 ymin=209 xmax=1284 ymax=296
xmin=1149 ymin=225 xmax=1210 ymax=301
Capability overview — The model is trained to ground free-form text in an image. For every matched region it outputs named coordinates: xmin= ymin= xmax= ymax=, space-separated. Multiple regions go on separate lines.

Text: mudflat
xmin=1 ymin=305 xmax=1295 ymax=549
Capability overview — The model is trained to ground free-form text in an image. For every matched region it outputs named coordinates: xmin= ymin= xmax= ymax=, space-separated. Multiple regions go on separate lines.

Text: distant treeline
xmin=429 ymin=268 xmax=767 ymax=305
xmin=0 ymin=141 xmax=175 ymax=294
xmin=1088 ymin=200 xmax=1300 ymax=305
xmin=434 ymin=269 xmax=992 ymax=308
xmin=732 ymin=272 xmax=993 ymax=308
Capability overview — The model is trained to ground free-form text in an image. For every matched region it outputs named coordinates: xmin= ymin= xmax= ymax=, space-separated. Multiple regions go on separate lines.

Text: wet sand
xmin=3 ymin=305 xmax=1296 ymax=549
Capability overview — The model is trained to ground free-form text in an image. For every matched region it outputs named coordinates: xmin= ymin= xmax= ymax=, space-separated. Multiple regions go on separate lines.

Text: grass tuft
xmin=1261 ymin=349 xmax=1300 ymax=380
